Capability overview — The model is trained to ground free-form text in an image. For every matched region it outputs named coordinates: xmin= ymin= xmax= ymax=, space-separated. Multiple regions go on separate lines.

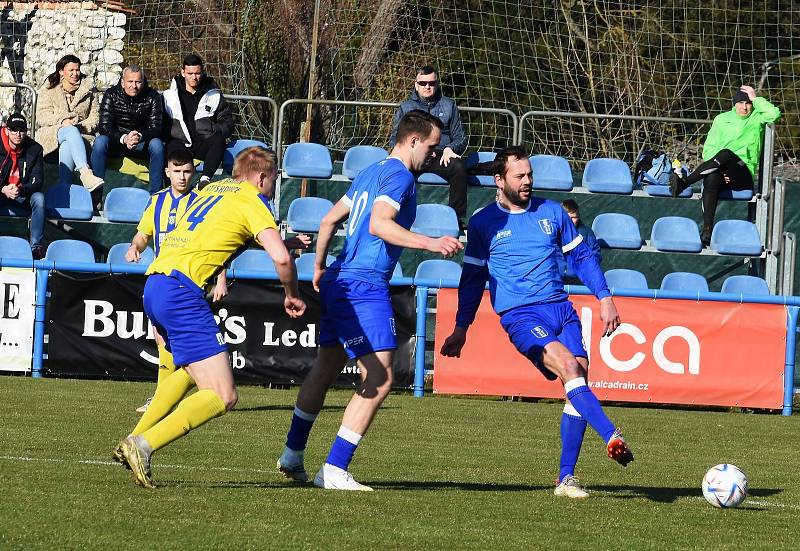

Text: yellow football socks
xmin=131 ymin=368 xmax=195 ymax=436
xmin=141 ymin=389 xmax=227 ymax=452
xmin=156 ymin=343 xmax=176 ymax=384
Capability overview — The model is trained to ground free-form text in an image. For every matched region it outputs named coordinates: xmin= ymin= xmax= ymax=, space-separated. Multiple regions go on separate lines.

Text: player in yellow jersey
xmin=125 ymin=146 xmax=227 ymax=413
xmin=114 ymin=146 xmax=306 ymax=488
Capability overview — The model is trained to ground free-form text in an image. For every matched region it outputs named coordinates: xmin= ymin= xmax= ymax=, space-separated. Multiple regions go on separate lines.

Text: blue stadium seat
xmin=645 ymin=183 xmax=693 ymax=198
xmin=220 ymin=139 xmax=270 ymax=174
xmin=295 ymin=252 xmax=335 ymax=276
xmin=411 ymin=203 xmax=460 ymax=238
xmin=342 ymin=146 xmax=388 ymax=180
xmin=0 ymin=236 xmax=33 ymax=261
xmin=286 ymin=197 xmax=334 ymax=233
xmin=582 ymin=158 xmax=633 ymax=194
xmin=651 ymin=216 xmax=702 ymax=253
xmin=710 ymin=220 xmax=762 ymax=255
xmin=591 ymin=213 xmax=642 ymax=249
xmin=660 ymin=272 xmax=708 ymax=293
xmin=107 ymin=243 xmax=155 ymax=266
xmin=391 ymin=262 xmax=404 ymax=280
xmin=466 ymin=151 xmax=497 ymax=186
xmin=282 ymin=143 xmax=334 ymax=179
xmin=45 ymin=239 xmax=95 ymax=263
xmin=45 ymin=184 xmax=93 ymax=220
xmin=721 ymin=275 xmax=770 ymax=295
xmin=417 ymin=172 xmax=448 ymax=184
xmin=104 ymin=187 xmax=151 ymax=223
xmin=704 ymin=181 xmax=754 ymax=201
xmin=414 ymin=259 xmax=462 ymax=286
xmin=604 ymin=269 xmax=649 ymax=290
xmin=530 ymin=155 xmax=573 ymax=191
xmin=230 ymin=248 xmax=277 ymax=276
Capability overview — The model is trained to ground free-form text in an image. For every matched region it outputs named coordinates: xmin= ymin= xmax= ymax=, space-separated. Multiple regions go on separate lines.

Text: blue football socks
xmin=285 ymin=406 xmax=318 ymax=452
xmin=559 ymin=403 xmax=587 ymax=482
xmin=564 ymin=377 xmax=616 ymax=443
xmin=325 ymin=425 xmax=363 ymax=471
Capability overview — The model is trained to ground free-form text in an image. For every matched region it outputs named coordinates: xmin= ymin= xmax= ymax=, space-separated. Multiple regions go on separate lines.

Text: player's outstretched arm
xmin=370 ymin=201 xmax=463 ymax=257
xmin=125 ymin=231 xmax=150 ymax=262
xmin=258 ymin=227 xmax=306 ymax=318
xmin=599 ymin=296 xmax=620 ymax=337
xmin=440 ymin=326 xmax=467 ymax=358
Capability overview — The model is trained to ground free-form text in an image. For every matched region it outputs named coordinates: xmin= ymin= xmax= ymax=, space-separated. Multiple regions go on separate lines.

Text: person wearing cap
xmin=0 ymin=114 xmax=45 ymax=259
xmin=669 ymin=85 xmax=780 ymax=245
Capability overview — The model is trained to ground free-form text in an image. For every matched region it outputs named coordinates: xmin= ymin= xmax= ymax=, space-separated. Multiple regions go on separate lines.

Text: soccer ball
xmin=702 ymin=464 xmax=748 ymax=508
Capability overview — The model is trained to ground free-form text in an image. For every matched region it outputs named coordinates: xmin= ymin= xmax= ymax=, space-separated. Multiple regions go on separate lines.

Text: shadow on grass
xmin=589 ymin=485 xmax=782 ymax=503
xmin=372 ymin=480 xmax=551 ymax=492
xmin=232 ymin=405 xmax=348 ymax=413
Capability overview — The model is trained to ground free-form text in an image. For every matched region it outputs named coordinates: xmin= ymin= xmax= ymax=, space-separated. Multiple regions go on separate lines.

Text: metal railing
xmin=225 ymin=94 xmax=279 ymax=147
xmin=0 ymin=82 xmax=38 ymax=136
xmin=276 ymin=98 xmax=520 ymax=163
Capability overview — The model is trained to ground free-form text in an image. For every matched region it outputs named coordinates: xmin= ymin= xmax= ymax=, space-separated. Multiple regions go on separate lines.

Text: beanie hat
xmin=732 ymin=90 xmax=752 ymax=104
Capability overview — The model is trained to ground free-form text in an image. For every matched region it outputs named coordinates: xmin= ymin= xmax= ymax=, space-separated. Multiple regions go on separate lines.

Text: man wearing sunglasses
xmin=390 ymin=65 xmax=468 ymax=230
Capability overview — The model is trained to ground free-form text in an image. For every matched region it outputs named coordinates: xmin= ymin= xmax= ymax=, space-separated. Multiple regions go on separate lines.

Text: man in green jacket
xmin=670 ymin=85 xmax=780 ymax=245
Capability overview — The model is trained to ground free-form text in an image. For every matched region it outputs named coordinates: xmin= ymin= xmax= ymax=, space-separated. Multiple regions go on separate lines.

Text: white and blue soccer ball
xmin=702 ymin=464 xmax=748 ymax=508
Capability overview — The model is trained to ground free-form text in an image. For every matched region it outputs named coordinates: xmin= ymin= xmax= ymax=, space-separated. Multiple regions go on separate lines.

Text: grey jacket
xmin=389 ymin=87 xmax=466 ymax=154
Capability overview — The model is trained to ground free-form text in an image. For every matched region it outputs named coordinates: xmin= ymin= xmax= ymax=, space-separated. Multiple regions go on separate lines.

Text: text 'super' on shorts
xmin=318 ymin=278 xmax=397 ymax=360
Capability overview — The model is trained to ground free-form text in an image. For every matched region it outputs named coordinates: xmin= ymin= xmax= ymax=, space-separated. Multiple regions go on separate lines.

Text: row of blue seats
xmin=283 ymin=143 xmax=753 ymax=199
xmin=592 ymin=213 xmax=762 ymax=256
xmin=0 ymin=236 xmax=769 ymax=295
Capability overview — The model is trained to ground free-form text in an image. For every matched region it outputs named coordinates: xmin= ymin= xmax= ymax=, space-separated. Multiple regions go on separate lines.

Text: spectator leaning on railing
xmin=92 ymin=64 xmax=165 ymax=196
xmin=0 ymin=114 xmax=45 ymax=259
xmin=35 ymin=54 xmax=103 ymax=191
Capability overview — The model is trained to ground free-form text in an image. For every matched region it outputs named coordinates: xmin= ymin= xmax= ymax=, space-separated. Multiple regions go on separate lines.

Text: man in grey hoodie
xmin=390 ymin=65 xmax=468 ymax=228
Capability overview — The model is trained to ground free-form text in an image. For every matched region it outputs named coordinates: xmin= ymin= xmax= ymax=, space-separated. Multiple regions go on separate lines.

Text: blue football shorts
xmin=499 ymin=300 xmax=587 ymax=381
xmin=318 ymin=278 xmax=397 ymax=360
xmin=143 ymin=271 xmax=227 ymax=366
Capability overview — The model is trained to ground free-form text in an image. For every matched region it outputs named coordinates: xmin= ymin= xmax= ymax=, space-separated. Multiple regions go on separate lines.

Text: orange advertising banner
xmin=434 ymin=290 xmax=787 ymax=409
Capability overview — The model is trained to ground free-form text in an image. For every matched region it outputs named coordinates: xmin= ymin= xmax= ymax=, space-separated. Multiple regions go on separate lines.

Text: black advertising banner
xmin=46 ymin=272 xmax=416 ymax=388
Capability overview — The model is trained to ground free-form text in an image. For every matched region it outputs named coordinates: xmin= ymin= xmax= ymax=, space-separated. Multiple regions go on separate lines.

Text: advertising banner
xmin=46 ymin=273 xmax=415 ymax=387
xmin=434 ymin=289 xmax=787 ymax=409
xmin=0 ymin=269 xmax=36 ymax=372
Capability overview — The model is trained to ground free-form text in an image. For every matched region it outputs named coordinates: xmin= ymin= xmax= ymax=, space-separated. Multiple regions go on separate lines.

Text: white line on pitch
xmin=0 ymin=455 xmax=275 ymax=475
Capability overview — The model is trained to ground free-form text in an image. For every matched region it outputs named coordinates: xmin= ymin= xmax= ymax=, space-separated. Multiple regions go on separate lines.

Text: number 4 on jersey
xmin=185 ymin=195 xmax=222 ymax=230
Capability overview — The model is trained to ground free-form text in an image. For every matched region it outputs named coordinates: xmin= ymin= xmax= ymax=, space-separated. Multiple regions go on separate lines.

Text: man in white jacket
xmin=163 ymin=54 xmax=234 ymax=188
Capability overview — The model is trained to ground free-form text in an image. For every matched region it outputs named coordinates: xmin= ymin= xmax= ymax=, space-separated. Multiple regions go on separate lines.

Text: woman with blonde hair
xmin=36 ymin=54 xmax=103 ymax=191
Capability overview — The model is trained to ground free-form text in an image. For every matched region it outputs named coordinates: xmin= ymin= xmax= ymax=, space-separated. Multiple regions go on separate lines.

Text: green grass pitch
xmin=1 ymin=377 xmax=799 ymax=550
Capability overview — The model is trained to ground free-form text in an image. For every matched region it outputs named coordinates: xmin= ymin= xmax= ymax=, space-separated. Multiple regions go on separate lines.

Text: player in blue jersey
xmin=277 ymin=111 xmax=463 ymax=490
xmin=440 ymin=146 xmax=634 ymax=499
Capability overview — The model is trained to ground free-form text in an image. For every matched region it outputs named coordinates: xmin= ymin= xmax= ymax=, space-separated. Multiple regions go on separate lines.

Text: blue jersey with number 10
xmin=325 ymin=157 xmax=416 ymax=285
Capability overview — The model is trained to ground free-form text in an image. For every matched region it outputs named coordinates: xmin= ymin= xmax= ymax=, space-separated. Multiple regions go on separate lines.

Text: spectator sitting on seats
xmin=561 ymin=199 xmax=601 ymax=264
xmin=163 ymin=54 xmax=234 ymax=189
xmin=389 ymin=64 xmax=469 ymax=229
xmin=36 ymin=54 xmax=103 ymax=192
xmin=91 ymin=64 xmax=165 ymax=197
xmin=670 ymin=85 xmax=780 ymax=245
xmin=0 ymin=114 xmax=45 ymax=259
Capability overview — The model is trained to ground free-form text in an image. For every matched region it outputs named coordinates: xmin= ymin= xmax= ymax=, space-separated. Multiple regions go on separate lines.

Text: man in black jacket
xmin=163 ymin=54 xmax=234 ymax=188
xmin=0 ymin=114 xmax=45 ymax=259
xmin=389 ymin=65 xmax=469 ymax=228
xmin=91 ymin=65 xmax=165 ymax=194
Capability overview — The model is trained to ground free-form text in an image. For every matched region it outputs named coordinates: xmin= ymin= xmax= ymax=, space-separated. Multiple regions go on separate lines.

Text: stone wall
xmin=0 ymin=3 xmax=126 ymax=123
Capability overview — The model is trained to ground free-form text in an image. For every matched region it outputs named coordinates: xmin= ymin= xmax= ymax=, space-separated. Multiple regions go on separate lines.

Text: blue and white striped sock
xmin=285 ymin=406 xmax=318 ymax=452
xmin=325 ymin=425 xmax=362 ymax=471
xmin=564 ymin=377 xmax=615 ymax=443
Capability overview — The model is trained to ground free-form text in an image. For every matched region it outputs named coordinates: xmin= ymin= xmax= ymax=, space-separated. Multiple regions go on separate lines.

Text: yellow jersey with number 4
xmin=146 ymin=179 xmax=277 ymax=287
